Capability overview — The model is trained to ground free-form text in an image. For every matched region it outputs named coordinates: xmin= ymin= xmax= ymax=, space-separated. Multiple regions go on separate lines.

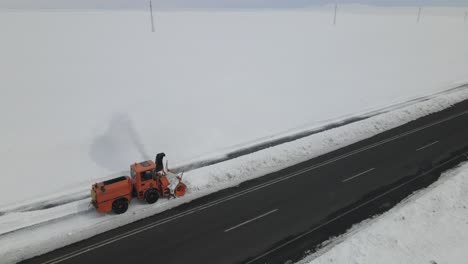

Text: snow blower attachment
xmin=91 ymin=153 xmax=187 ymax=214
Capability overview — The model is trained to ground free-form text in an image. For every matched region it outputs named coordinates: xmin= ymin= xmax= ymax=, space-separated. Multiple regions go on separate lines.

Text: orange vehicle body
xmin=91 ymin=159 xmax=187 ymax=214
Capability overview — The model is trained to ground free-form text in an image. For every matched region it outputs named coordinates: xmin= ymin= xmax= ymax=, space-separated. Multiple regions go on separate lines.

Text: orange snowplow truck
xmin=91 ymin=153 xmax=187 ymax=214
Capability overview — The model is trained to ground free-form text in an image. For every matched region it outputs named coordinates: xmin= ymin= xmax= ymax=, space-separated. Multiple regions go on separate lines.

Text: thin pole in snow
xmin=333 ymin=3 xmax=338 ymax=26
xmin=465 ymin=11 xmax=467 ymax=23
xmin=417 ymin=6 xmax=422 ymax=23
xmin=149 ymin=0 xmax=155 ymax=32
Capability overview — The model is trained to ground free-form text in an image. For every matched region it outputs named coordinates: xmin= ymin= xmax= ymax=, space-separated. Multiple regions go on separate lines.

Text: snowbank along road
xmin=20 ymin=97 xmax=468 ymax=264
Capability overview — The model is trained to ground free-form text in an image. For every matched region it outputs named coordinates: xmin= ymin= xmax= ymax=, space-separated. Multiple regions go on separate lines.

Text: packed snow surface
xmin=1 ymin=6 xmax=468 ymax=206
xmin=299 ymin=161 xmax=468 ymax=264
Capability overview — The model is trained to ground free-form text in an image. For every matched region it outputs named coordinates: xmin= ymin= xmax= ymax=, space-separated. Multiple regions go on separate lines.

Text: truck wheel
xmin=145 ymin=189 xmax=159 ymax=204
xmin=112 ymin=198 xmax=128 ymax=214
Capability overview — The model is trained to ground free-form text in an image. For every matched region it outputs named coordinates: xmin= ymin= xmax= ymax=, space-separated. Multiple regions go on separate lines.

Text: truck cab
xmin=130 ymin=160 xmax=170 ymax=201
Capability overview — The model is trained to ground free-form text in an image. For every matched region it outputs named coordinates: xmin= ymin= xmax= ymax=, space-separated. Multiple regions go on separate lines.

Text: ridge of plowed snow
xmin=1 ymin=83 xmax=465 ymax=216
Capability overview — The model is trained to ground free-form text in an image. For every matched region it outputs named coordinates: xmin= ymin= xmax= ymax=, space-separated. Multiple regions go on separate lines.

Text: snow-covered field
xmin=1 ymin=6 xmax=468 ymax=263
xmin=1 ymin=6 xmax=467 ymax=207
xmin=299 ymin=160 xmax=468 ymax=264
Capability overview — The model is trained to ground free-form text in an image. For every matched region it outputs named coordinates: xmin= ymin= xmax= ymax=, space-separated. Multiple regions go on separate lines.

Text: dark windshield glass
xmin=141 ymin=170 xmax=153 ymax=181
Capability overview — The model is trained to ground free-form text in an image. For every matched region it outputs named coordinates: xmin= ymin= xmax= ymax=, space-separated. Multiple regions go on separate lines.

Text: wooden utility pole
xmin=333 ymin=3 xmax=338 ymax=25
xmin=417 ymin=6 xmax=422 ymax=23
xmin=149 ymin=0 xmax=155 ymax=32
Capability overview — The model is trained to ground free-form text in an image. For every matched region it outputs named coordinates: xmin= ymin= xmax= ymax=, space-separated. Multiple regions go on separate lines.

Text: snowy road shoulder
xmin=299 ymin=162 xmax=468 ymax=264
xmin=2 ymin=85 xmax=468 ymax=263
xmin=0 ymin=84 xmax=468 ymax=263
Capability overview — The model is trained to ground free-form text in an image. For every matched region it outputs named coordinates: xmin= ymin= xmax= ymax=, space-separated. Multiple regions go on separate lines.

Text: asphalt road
xmin=22 ymin=99 xmax=468 ymax=264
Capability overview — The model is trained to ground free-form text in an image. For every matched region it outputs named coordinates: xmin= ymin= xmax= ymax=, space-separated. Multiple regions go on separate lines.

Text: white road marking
xmin=416 ymin=140 xmax=439 ymax=151
xmin=244 ymin=153 xmax=467 ymax=264
xmin=342 ymin=168 xmax=375 ymax=183
xmin=40 ymin=110 xmax=468 ymax=264
xmin=224 ymin=209 xmax=278 ymax=233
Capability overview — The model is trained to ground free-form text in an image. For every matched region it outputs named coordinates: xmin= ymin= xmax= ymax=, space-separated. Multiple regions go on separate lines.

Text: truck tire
xmin=145 ymin=189 xmax=159 ymax=204
xmin=112 ymin=198 xmax=128 ymax=214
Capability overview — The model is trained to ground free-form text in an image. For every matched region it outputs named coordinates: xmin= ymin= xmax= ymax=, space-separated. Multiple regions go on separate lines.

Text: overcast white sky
xmin=0 ymin=0 xmax=467 ymax=9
